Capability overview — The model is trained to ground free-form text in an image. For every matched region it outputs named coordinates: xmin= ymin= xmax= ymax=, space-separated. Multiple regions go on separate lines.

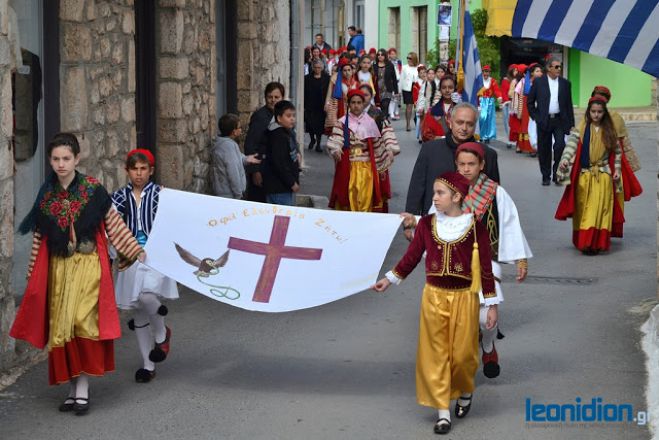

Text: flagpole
xmin=457 ymin=0 xmax=466 ymax=93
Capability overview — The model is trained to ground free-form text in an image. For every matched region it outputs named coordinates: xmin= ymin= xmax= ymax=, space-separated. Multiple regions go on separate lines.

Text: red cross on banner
xmin=227 ymin=215 xmax=323 ymax=303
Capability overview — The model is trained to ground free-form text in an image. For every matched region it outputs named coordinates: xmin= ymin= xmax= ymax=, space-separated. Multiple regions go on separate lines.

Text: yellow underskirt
xmin=334 ymin=161 xmax=383 ymax=212
xmin=48 ymin=251 xmax=101 ymax=349
xmin=416 ymin=284 xmax=480 ymax=410
xmin=573 ymin=170 xmax=613 ymax=233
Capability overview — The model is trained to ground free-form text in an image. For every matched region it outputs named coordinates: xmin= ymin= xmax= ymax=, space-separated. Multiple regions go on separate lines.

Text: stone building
xmin=0 ymin=0 xmax=298 ymax=376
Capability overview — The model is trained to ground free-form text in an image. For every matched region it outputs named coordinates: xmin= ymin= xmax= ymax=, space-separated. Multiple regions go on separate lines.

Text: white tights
xmin=133 ymin=293 xmax=166 ymax=371
xmin=479 ymin=305 xmax=497 ymax=353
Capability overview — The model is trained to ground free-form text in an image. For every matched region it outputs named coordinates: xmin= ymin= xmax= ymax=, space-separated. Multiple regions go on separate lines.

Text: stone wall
xmin=60 ymin=0 xmax=137 ymax=191
xmin=235 ymin=0 xmax=290 ymax=126
xmin=0 ymin=0 xmax=15 ymax=372
xmin=156 ymin=0 xmax=216 ymax=193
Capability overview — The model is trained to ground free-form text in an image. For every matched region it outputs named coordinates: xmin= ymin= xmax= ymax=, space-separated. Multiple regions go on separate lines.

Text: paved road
xmin=0 ymin=118 xmax=655 ymax=440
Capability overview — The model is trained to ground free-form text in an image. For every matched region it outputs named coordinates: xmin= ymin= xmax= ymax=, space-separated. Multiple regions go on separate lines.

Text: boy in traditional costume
xmin=11 ymin=133 xmax=144 ymax=415
xmin=373 ymin=172 xmax=496 ymax=435
xmin=327 ymin=88 xmax=399 ymax=212
xmin=453 ymin=142 xmax=532 ymax=377
xmin=112 ymin=149 xmax=179 ymax=383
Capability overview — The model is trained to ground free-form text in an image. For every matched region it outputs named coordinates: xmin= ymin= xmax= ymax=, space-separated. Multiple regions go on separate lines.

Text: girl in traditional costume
xmin=555 ymin=95 xmax=642 ymax=254
xmin=324 ymin=57 xmax=357 ymax=134
xmin=512 ymin=64 xmax=536 ymax=155
xmin=327 ymin=88 xmax=399 ymax=212
xmin=10 ymin=133 xmax=144 ymax=415
xmin=112 ymin=149 xmax=179 ymax=383
xmin=373 ymin=172 xmax=496 ymax=435
xmin=476 ymin=65 xmax=503 ymax=143
xmin=421 ymin=76 xmax=459 ymax=142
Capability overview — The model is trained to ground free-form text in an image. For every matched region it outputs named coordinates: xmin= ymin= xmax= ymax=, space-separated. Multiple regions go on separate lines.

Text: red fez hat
xmin=517 ymin=64 xmax=528 ymax=74
xmin=329 ymin=49 xmax=336 ymax=55
xmin=456 ymin=142 xmax=485 ymax=161
xmin=435 ymin=172 xmax=470 ymax=198
xmin=529 ymin=62 xmax=541 ymax=71
xmin=127 ymin=148 xmax=155 ymax=167
xmin=509 ymin=64 xmax=518 ymax=71
xmin=482 ymin=64 xmax=491 ymax=71
xmin=347 ymin=89 xmax=366 ymax=101
xmin=369 ymin=47 xmax=377 ymax=54
xmin=589 ymin=94 xmax=608 ymax=105
xmin=448 ymin=59 xmax=455 ymax=66
xmin=593 ymin=85 xmax=611 ymax=98
xmin=338 ymin=57 xmax=351 ymax=68
xmin=321 ymin=49 xmax=328 ymax=55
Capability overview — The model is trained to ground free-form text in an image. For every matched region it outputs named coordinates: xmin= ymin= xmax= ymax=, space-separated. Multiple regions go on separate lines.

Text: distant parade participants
xmin=11 ymin=133 xmax=144 ymax=415
xmin=412 ymin=64 xmax=427 ymax=142
xmin=421 ymin=75 xmax=459 ymax=142
xmin=304 ymin=59 xmax=331 ymax=152
xmin=356 ymin=55 xmax=375 ymax=95
xmin=555 ymin=95 xmax=641 ymax=254
xmin=407 ymin=103 xmax=500 ymax=215
xmin=511 ymin=64 xmax=537 ymax=156
xmin=476 ymin=65 xmax=503 ymax=143
xmin=500 ymin=65 xmax=516 ymax=148
xmin=112 ymin=149 xmax=179 ymax=383
xmin=507 ymin=64 xmax=521 ymax=149
xmin=327 ymin=88 xmax=399 ymax=212
xmin=244 ymin=82 xmax=285 ymax=202
xmin=324 ymin=57 xmax=358 ymax=134
xmin=373 ymin=171 xmax=496 ymax=435
xmin=400 ymin=52 xmax=420 ymax=131
xmin=373 ymin=49 xmax=398 ymax=118
xmin=388 ymin=48 xmax=403 ymax=120
xmin=527 ymin=64 xmax=544 ymax=152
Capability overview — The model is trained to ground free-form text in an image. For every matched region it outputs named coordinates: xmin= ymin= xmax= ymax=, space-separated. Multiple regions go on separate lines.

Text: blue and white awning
xmin=512 ymin=0 xmax=659 ymax=78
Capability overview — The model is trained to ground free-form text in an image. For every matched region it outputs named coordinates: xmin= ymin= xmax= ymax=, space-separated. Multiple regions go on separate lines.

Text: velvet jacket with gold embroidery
xmin=392 ymin=214 xmax=496 ymax=297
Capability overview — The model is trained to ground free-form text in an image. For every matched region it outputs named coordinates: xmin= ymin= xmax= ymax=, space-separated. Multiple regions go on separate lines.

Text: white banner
xmin=144 ymin=189 xmax=402 ymax=312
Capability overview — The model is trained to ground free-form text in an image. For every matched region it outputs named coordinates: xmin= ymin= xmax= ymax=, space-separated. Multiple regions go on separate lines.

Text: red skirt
xmin=49 ymin=337 xmax=115 ymax=385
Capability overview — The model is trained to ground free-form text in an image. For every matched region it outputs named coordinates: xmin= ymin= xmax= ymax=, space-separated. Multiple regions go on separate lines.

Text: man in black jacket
xmin=527 ymin=58 xmax=575 ymax=186
xmin=262 ymin=100 xmax=300 ymax=206
xmin=405 ymin=103 xmax=500 ymax=215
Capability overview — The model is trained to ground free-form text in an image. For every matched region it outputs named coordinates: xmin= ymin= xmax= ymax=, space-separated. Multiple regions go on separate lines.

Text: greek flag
xmin=512 ymin=0 xmax=659 ymax=78
xmin=461 ymin=10 xmax=484 ymax=106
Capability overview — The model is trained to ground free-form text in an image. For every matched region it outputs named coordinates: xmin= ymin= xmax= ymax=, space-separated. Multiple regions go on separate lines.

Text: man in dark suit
xmin=405 ymin=103 xmax=500 ymax=215
xmin=527 ymin=57 xmax=575 ymax=186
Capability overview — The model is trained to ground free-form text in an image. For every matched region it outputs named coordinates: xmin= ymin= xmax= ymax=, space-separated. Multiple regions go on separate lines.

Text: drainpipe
xmin=291 ymin=0 xmax=306 ymax=165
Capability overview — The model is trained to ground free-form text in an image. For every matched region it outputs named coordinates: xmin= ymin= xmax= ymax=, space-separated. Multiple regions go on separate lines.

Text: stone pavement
xmin=0 ymin=116 xmax=656 ymax=440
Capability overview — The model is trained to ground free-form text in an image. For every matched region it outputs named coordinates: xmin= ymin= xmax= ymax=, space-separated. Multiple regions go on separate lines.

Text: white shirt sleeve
xmin=495 ymin=187 xmax=533 ymax=263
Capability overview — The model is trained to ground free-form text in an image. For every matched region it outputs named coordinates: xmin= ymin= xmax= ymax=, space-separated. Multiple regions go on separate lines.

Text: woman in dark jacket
xmin=372 ymin=49 xmax=398 ymax=116
xmin=243 ymin=82 xmax=285 ymax=202
xmin=304 ymin=59 xmax=330 ymax=152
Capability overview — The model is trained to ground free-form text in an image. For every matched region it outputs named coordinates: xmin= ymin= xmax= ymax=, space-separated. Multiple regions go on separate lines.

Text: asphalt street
xmin=0 ymin=116 xmax=656 ymax=440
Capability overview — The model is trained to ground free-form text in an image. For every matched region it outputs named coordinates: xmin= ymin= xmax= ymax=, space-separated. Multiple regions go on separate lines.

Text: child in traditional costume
xmin=373 ymin=172 xmax=496 ymax=435
xmin=112 ymin=149 xmax=179 ymax=383
xmin=327 ymin=88 xmax=399 ymax=212
xmin=453 ymin=143 xmax=532 ymax=378
xmin=511 ymin=64 xmax=536 ymax=155
xmin=476 ymin=65 xmax=503 ymax=143
xmin=10 ymin=133 xmax=144 ymax=415
xmin=324 ymin=57 xmax=357 ymax=134
xmin=555 ymin=95 xmax=641 ymax=254
xmin=421 ymin=76 xmax=459 ymax=142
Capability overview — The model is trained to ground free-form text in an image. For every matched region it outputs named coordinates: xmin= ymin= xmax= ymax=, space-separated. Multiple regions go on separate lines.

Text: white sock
xmin=75 ymin=374 xmax=89 ymax=399
xmin=457 ymin=393 xmax=472 ymax=407
xmin=139 ymin=293 xmax=166 ymax=344
xmin=133 ymin=309 xmax=155 ymax=371
xmin=66 ymin=378 xmax=77 ymax=399
xmin=438 ymin=409 xmax=451 ymax=422
xmin=479 ymin=306 xmax=496 ymax=353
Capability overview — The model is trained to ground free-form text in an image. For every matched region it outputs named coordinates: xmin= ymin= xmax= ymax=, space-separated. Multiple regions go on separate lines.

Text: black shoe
xmin=73 ymin=397 xmax=89 ymax=416
xmin=308 ymin=141 xmax=314 ymax=150
xmin=455 ymin=395 xmax=472 ymax=418
xmin=433 ymin=418 xmax=451 ymax=435
xmin=542 ymin=179 xmax=550 ymax=186
xmin=58 ymin=397 xmax=75 ymax=412
xmin=552 ymin=175 xmax=558 ymax=184
xmin=135 ymin=368 xmax=156 ymax=383
xmin=315 ymin=145 xmax=322 ymax=153
xmin=149 ymin=326 xmax=171 ymax=363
